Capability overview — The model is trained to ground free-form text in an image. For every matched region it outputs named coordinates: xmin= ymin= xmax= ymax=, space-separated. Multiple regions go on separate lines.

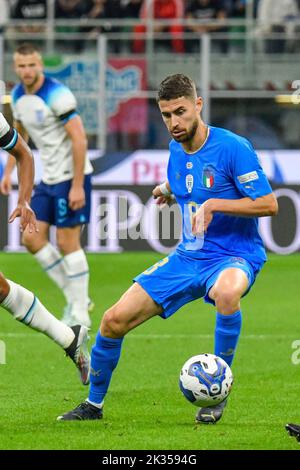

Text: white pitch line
xmin=0 ymin=332 xmax=298 ymax=340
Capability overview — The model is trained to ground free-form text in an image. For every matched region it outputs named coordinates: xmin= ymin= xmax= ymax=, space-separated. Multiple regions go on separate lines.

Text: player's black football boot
xmin=285 ymin=423 xmax=300 ymax=442
xmin=195 ymin=399 xmax=227 ymax=424
xmin=57 ymin=401 xmax=103 ymax=421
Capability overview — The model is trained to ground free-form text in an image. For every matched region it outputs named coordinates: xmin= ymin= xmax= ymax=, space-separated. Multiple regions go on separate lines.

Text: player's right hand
xmin=0 ymin=175 xmax=12 ymax=195
xmin=8 ymin=201 xmax=38 ymax=233
xmin=152 ymin=185 xmax=173 ymax=208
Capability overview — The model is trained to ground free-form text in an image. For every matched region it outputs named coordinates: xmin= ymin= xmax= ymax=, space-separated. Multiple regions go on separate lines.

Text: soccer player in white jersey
xmin=0 ymin=112 xmax=90 ymax=385
xmin=0 ymin=43 xmax=93 ymax=328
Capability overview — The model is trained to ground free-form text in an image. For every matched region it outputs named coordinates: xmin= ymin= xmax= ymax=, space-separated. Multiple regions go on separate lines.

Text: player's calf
xmin=0 ymin=273 xmax=10 ymax=302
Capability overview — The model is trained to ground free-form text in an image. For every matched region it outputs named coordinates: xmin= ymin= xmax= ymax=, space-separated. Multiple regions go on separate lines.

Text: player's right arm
xmin=0 ymin=113 xmax=37 ymax=232
xmin=0 ymin=120 xmax=29 ymax=195
xmin=152 ymin=180 xmax=173 ymax=207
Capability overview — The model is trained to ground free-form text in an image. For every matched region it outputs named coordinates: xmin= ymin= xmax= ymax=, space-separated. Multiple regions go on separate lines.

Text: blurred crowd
xmin=1 ymin=0 xmax=300 ymax=54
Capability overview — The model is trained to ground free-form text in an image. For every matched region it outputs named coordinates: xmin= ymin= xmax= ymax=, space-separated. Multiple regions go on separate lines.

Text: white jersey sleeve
xmin=11 ymin=99 xmax=21 ymax=122
xmin=0 ymin=112 xmax=18 ymax=150
xmin=50 ymin=84 xmax=78 ymax=123
xmin=0 ymin=112 xmax=10 ymax=137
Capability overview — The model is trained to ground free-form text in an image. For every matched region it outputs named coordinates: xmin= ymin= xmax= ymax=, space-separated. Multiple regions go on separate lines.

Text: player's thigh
xmin=56 ymin=226 xmax=82 ymax=254
xmin=101 ymin=282 xmax=163 ymax=335
xmin=22 ymin=221 xmax=50 ymax=252
xmin=209 ymin=267 xmax=249 ymax=303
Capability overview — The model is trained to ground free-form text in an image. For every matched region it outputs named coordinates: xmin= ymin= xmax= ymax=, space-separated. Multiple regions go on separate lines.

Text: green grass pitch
xmin=0 ymin=252 xmax=299 ymax=450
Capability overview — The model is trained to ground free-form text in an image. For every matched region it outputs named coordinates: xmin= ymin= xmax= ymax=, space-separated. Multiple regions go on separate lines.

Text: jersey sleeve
xmin=11 ymin=85 xmax=23 ymax=122
xmin=0 ymin=113 xmax=18 ymax=150
xmin=49 ymin=84 xmax=78 ymax=124
xmin=10 ymin=100 xmax=21 ymax=122
xmin=230 ymin=137 xmax=272 ymax=200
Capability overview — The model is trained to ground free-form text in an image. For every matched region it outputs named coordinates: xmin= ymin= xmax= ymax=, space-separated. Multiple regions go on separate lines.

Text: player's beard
xmin=172 ymin=119 xmax=199 ymax=143
xmin=23 ymin=72 xmax=41 ymax=89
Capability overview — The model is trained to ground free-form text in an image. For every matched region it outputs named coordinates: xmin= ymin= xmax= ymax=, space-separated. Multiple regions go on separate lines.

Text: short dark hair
xmin=15 ymin=43 xmax=41 ymax=56
xmin=157 ymin=74 xmax=197 ymax=102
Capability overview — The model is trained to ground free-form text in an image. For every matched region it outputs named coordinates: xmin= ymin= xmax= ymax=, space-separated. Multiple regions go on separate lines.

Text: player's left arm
xmin=192 ymin=194 xmax=278 ymax=235
xmin=64 ymin=115 xmax=88 ymax=211
xmin=192 ymin=139 xmax=278 ymax=235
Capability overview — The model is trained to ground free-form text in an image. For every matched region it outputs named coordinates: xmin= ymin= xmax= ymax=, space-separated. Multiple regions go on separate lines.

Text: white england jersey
xmin=11 ymin=77 xmax=93 ymax=184
xmin=0 ymin=112 xmax=18 ymax=150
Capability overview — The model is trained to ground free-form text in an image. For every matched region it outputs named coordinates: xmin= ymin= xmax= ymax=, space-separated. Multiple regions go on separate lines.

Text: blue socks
xmin=88 ymin=332 xmax=124 ymax=405
xmin=214 ymin=310 xmax=242 ymax=367
xmin=87 ymin=312 xmax=241 ymax=407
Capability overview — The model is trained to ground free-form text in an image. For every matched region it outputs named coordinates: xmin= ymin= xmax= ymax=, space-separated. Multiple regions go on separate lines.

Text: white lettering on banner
xmin=259 ymin=188 xmax=300 ymax=255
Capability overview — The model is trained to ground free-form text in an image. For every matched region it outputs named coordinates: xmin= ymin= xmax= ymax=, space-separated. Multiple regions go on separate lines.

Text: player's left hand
xmin=192 ymin=202 xmax=214 ymax=236
xmin=69 ymin=186 xmax=85 ymax=211
xmin=8 ymin=201 xmax=38 ymax=233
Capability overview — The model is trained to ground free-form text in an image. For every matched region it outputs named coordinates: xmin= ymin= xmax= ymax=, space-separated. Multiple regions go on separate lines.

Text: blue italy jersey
xmin=167 ymin=126 xmax=273 ymax=271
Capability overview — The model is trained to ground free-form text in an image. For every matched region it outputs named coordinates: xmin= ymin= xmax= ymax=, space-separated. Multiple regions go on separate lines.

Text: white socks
xmin=34 ymin=243 xmax=67 ymax=290
xmin=1 ymin=280 xmax=74 ymax=349
xmin=34 ymin=244 xmax=90 ymax=327
xmin=86 ymin=399 xmax=103 ymax=409
xmin=64 ymin=250 xmax=90 ymax=327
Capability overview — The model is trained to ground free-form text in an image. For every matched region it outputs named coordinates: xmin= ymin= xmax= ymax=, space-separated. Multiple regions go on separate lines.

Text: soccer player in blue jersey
xmin=58 ymin=74 xmax=278 ymax=423
xmin=0 ymin=43 xmax=93 ymax=328
xmin=0 ymin=112 xmax=90 ymax=385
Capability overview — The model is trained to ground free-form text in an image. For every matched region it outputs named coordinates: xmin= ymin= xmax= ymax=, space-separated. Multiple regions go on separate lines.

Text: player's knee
xmin=0 ymin=272 xmax=10 ymax=301
xmin=21 ymin=231 xmax=34 ymax=251
xmin=56 ymin=236 xmax=69 ymax=254
xmin=21 ymin=231 xmax=41 ymax=253
xmin=101 ymin=306 xmax=128 ymax=338
xmin=214 ymin=288 xmax=240 ymax=314
xmin=56 ymin=235 xmax=80 ymax=255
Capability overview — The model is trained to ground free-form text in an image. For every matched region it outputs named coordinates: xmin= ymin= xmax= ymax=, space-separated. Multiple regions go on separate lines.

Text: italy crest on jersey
xmin=202 ymin=167 xmax=214 ymax=188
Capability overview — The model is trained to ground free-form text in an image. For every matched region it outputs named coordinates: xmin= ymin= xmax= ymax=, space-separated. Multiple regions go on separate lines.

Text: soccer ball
xmin=179 ymin=353 xmax=233 ymax=407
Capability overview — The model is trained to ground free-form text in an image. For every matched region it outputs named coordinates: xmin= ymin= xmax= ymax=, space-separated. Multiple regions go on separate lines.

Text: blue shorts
xmin=31 ymin=175 xmax=91 ymax=227
xmin=134 ymin=251 xmax=259 ymax=319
